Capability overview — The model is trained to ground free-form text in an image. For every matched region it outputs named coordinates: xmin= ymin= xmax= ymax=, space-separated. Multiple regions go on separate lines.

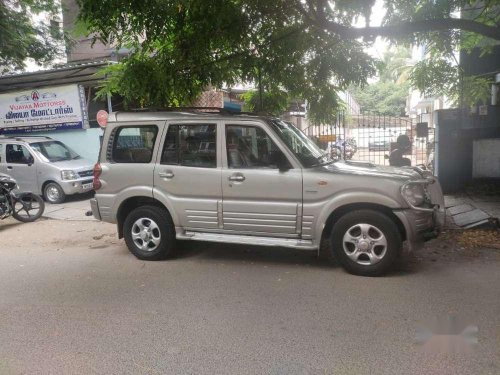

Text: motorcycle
xmin=0 ymin=174 xmax=45 ymax=223
xmin=327 ymin=138 xmax=358 ymax=161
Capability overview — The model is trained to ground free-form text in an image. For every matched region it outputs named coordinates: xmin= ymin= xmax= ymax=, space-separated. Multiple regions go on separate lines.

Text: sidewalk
xmin=445 ymin=193 xmax=500 ymax=229
xmin=43 ymin=196 xmax=94 ymax=221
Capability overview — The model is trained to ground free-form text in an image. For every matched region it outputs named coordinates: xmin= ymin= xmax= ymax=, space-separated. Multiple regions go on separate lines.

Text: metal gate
xmin=303 ymin=112 xmax=434 ymax=169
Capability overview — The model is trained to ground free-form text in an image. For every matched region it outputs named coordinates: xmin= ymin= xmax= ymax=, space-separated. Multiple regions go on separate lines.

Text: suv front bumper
xmin=394 ymin=207 xmax=445 ymax=252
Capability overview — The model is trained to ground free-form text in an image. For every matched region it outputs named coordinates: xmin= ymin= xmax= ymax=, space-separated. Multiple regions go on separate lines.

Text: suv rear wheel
xmin=123 ymin=205 xmax=176 ymax=260
xmin=330 ymin=209 xmax=402 ymax=276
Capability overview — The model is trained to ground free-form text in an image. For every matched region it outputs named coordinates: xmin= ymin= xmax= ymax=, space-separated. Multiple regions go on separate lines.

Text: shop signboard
xmin=0 ymin=84 xmax=89 ymax=134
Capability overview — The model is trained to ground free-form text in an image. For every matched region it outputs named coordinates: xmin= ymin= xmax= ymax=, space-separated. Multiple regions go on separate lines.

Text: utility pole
xmin=258 ymin=66 xmax=263 ymax=112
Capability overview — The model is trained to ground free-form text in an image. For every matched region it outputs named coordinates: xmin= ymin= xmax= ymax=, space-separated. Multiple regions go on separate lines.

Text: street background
xmin=0 ymin=199 xmax=499 ymax=374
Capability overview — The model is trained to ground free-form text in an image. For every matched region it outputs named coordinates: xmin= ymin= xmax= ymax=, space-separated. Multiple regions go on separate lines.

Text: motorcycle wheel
xmin=12 ymin=193 xmax=45 ymax=223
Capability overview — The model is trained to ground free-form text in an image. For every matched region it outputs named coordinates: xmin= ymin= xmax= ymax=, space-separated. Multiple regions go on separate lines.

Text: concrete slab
xmin=43 ymin=199 xmax=94 ymax=221
xmin=452 ymin=209 xmax=490 ymax=227
xmin=448 ymin=204 xmax=474 ymax=216
xmin=444 ymin=195 xmax=466 ymax=208
xmin=470 ymin=200 xmax=500 ymax=217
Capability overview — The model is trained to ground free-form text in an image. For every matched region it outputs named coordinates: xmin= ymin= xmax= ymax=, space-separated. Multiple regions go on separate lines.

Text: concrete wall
xmin=31 ymin=128 xmax=103 ymax=163
xmin=62 ymin=0 xmax=112 ymax=62
xmin=473 ymin=139 xmax=500 ymax=178
xmin=436 ymin=107 xmax=500 ymax=193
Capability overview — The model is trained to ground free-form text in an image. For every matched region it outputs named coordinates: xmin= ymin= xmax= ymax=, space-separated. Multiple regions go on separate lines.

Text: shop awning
xmin=0 ymin=60 xmax=112 ymax=93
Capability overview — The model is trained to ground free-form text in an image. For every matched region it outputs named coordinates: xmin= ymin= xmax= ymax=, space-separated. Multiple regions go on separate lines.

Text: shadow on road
xmin=173 ymin=240 xmax=425 ymax=276
xmin=175 ymin=240 xmax=335 ymax=270
xmin=0 ymin=220 xmax=23 ymax=232
xmin=62 ymin=191 xmax=95 ymax=204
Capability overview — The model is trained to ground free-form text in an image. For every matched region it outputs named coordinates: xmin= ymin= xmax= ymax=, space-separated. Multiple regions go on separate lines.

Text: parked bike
xmin=0 ymin=174 xmax=45 ymax=222
xmin=327 ymin=138 xmax=358 ymax=161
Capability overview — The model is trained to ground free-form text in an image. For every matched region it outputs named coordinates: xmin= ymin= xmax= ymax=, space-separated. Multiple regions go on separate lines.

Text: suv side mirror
xmin=27 ymin=155 xmax=34 ymax=166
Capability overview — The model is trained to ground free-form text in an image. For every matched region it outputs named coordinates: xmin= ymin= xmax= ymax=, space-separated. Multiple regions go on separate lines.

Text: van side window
xmin=161 ymin=124 xmax=216 ymax=168
xmin=6 ymin=144 xmax=34 ymax=164
xmin=112 ymin=126 xmax=158 ymax=163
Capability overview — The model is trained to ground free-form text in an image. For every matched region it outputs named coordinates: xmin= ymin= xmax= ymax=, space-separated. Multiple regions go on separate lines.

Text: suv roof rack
xmin=0 ymin=135 xmax=52 ymax=141
xmin=126 ymin=107 xmax=271 ymax=116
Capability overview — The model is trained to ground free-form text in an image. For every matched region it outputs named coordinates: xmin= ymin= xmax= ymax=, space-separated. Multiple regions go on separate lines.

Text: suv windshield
xmin=30 ymin=141 xmax=80 ymax=162
xmin=268 ymin=119 xmax=331 ymax=168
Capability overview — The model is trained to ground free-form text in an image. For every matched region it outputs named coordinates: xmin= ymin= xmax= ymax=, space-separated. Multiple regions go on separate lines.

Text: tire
xmin=44 ymin=182 xmax=66 ymax=204
xmin=12 ymin=193 xmax=45 ymax=223
xmin=330 ymin=209 xmax=402 ymax=276
xmin=123 ymin=205 xmax=176 ymax=260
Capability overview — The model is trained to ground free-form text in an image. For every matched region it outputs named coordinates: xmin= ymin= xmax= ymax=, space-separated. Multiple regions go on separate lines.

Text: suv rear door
xmin=154 ymin=120 xmax=222 ymax=230
xmin=221 ymin=120 xmax=302 ymax=237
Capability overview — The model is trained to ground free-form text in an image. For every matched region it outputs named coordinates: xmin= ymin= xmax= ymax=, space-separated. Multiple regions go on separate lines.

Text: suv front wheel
xmin=123 ymin=205 xmax=176 ymax=260
xmin=331 ymin=209 xmax=402 ymax=276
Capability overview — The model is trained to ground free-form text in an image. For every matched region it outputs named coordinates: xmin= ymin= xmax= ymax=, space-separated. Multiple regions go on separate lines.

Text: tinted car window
xmin=161 ymin=124 xmax=216 ymax=168
xmin=6 ymin=144 xmax=33 ymax=164
xmin=112 ymin=126 xmax=158 ymax=163
xmin=226 ymin=125 xmax=285 ymax=169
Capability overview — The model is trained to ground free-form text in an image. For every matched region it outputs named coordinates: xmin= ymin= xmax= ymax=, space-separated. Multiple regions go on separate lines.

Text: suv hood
xmin=323 ymin=160 xmax=421 ymax=181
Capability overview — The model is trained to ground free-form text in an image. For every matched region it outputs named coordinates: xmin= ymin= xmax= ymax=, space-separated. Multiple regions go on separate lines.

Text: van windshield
xmin=30 ymin=141 xmax=81 ymax=162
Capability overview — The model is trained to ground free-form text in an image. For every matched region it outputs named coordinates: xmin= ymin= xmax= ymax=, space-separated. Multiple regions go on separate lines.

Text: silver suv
xmin=0 ymin=136 xmax=95 ymax=203
xmin=90 ymin=111 xmax=444 ymax=276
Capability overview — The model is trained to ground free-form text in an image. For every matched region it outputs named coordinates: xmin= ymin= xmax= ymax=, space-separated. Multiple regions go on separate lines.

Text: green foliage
xmin=240 ymin=89 xmax=289 ymax=116
xmin=0 ymin=0 xmax=64 ymax=73
xmin=77 ymin=0 xmax=500 ymax=122
xmin=410 ymin=56 xmax=493 ymax=107
xmin=350 ymin=81 xmax=410 ymax=116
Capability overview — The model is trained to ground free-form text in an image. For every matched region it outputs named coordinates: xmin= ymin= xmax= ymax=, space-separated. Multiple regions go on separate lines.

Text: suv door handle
xmin=228 ymin=174 xmax=245 ymax=182
xmin=7 ymin=166 xmax=13 ymax=170
xmin=158 ymin=170 xmax=174 ymax=179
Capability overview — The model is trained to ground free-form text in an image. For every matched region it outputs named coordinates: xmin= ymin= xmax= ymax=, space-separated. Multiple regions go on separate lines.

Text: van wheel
xmin=44 ymin=182 xmax=66 ymax=204
xmin=330 ymin=210 xmax=401 ymax=276
xmin=123 ymin=205 xmax=176 ymax=260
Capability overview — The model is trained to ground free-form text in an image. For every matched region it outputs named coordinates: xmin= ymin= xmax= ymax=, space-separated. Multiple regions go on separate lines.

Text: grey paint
xmin=473 ymin=138 xmax=500 ymax=178
xmin=0 ymin=137 xmax=94 ymax=196
xmin=93 ymin=112 xmax=444 ymax=251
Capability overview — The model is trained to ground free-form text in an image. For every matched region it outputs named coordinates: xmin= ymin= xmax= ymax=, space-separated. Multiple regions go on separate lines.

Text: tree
xmin=240 ymin=88 xmax=290 ymax=116
xmin=77 ymin=0 xmax=500 ymax=123
xmin=350 ymin=81 xmax=410 ymax=116
xmin=350 ymin=46 xmax=412 ymax=116
xmin=0 ymin=0 xmax=64 ymax=74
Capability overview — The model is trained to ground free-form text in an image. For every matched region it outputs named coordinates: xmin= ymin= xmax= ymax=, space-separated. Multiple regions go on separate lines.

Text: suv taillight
xmin=93 ymin=163 xmax=102 ymax=190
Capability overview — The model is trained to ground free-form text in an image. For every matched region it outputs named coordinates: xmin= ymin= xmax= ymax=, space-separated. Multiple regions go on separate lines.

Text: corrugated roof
xmin=0 ymin=60 xmax=113 ymax=93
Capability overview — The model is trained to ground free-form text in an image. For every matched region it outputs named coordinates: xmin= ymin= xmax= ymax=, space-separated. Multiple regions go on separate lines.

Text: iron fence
xmin=303 ymin=112 xmax=435 ymax=170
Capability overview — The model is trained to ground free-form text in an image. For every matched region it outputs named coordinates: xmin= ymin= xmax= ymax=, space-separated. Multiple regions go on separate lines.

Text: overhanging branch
xmin=317 ymin=18 xmax=500 ymax=41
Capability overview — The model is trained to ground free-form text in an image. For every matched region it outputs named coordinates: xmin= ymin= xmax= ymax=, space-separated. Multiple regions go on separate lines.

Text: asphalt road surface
xmin=0 ymin=219 xmax=499 ymax=374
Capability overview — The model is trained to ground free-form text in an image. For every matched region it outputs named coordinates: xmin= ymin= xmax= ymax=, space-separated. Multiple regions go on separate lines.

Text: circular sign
xmin=96 ymin=110 xmax=108 ymax=128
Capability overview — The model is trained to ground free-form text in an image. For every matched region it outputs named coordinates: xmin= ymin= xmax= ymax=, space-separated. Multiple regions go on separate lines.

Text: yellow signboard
xmin=318 ymin=134 xmax=336 ymax=142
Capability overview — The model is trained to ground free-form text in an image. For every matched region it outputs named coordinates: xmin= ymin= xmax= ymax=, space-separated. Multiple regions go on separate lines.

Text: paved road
xmin=0 ymin=219 xmax=499 ymax=374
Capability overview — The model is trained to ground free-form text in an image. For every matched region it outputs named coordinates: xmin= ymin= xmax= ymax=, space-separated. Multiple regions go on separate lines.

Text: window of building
xmin=161 ymin=124 xmax=216 ymax=168
xmin=226 ymin=125 xmax=286 ymax=169
xmin=112 ymin=126 xmax=158 ymax=163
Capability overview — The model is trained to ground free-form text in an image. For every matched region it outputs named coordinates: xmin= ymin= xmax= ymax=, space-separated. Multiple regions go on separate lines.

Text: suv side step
xmin=177 ymin=231 xmax=317 ymax=250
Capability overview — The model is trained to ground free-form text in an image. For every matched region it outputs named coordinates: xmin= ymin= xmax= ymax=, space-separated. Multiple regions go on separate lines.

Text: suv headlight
xmin=61 ymin=170 xmax=79 ymax=180
xmin=402 ymin=183 xmax=425 ymax=206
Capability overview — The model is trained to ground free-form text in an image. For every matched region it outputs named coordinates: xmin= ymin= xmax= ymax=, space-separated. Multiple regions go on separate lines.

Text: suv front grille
xmin=78 ymin=170 xmax=93 ymax=178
